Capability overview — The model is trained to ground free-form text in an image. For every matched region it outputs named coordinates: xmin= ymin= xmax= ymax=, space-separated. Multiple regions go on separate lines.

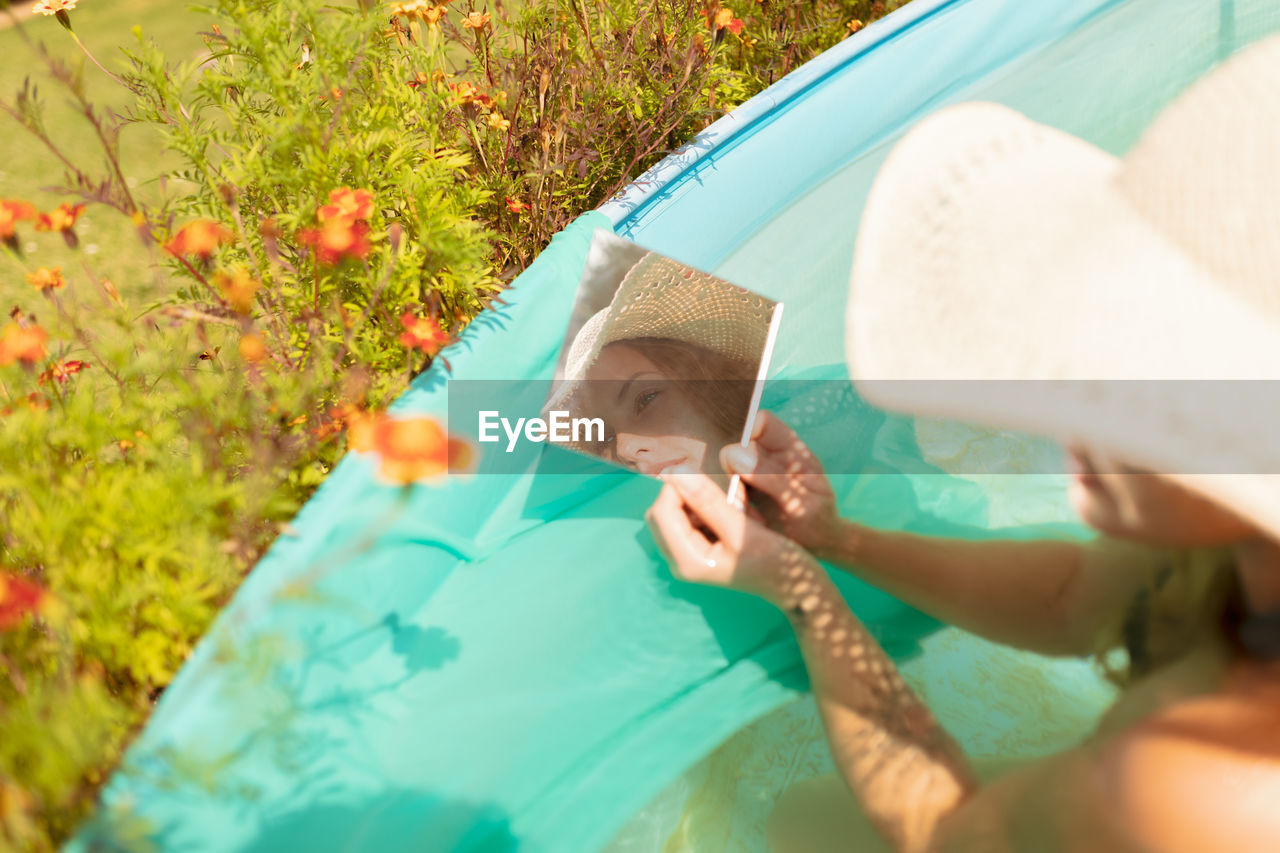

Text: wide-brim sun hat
xmin=547 ymin=252 xmax=776 ymax=412
xmin=844 ymin=34 xmax=1280 ymax=540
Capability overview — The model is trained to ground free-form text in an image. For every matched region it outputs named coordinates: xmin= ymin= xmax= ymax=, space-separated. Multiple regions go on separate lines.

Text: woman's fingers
xmin=662 ymin=471 xmax=748 ymax=549
xmin=647 ymin=483 xmax=714 ymax=573
xmin=721 ymin=442 xmax=758 ymax=476
xmin=754 ymin=410 xmax=804 ymax=454
xmin=754 ymin=411 xmax=825 ymax=475
xmin=721 ymin=441 xmax=792 ymax=502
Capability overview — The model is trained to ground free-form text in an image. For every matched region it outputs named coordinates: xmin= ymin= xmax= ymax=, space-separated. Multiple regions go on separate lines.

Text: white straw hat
xmin=845 ymin=35 xmax=1280 ymax=539
xmin=548 ymin=252 xmax=775 ymax=410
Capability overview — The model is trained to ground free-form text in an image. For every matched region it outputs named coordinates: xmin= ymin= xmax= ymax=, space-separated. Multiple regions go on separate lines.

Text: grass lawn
xmin=0 ymin=0 xmax=210 ymax=302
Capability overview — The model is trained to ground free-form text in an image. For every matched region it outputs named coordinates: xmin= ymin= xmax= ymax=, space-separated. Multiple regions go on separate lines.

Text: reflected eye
xmin=634 ymin=388 xmax=661 ymax=415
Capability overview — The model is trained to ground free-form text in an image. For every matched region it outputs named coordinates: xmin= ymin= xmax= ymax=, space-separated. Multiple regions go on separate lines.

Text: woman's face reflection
xmin=582 ymin=342 xmax=737 ymax=482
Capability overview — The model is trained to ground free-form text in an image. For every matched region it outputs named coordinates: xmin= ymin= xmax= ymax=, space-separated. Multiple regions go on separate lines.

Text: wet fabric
xmin=73 ymin=1 xmax=1280 ymax=850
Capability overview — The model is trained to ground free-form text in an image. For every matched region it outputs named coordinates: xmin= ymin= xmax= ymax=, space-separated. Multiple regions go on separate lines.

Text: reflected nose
xmin=615 ymin=433 xmax=655 ymax=465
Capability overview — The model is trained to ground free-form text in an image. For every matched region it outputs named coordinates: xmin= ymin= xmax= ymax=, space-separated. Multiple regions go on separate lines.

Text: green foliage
xmin=0 ymin=0 xmax=903 ymax=848
xmin=429 ymin=0 xmax=908 ymax=271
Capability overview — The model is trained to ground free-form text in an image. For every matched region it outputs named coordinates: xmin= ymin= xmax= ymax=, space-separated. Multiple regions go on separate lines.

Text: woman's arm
xmin=819 ymin=521 xmax=1153 ymax=655
xmin=647 ymin=473 xmax=977 ymax=852
xmin=780 ymin=552 xmax=978 ymax=851
xmin=721 ymin=412 xmax=1154 ymax=656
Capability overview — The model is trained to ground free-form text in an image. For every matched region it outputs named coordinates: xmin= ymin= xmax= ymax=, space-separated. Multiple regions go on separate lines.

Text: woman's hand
xmin=646 ymin=469 xmax=822 ymax=607
xmin=719 ymin=411 xmax=844 ymax=558
xmin=651 ymin=472 xmax=978 ymax=853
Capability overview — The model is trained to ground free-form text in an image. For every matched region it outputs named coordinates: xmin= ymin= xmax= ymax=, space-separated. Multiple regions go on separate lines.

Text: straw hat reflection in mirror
xmin=845 ymin=32 xmax=1280 ymax=544
xmin=548 ymin=251 xmax=777 ymax=479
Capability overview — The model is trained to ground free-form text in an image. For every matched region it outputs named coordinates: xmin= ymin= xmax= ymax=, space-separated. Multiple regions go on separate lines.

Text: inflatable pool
xmin=72 ymin=0 xmax=1280 ymax=850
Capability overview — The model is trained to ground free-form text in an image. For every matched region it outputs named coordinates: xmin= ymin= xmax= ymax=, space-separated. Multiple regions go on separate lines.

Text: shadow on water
xmin=242 ymin=789 xmax=519 ymax=853
xmin=78 ymin=787 xmax=518 ymax=853
xmin=74 ymin=578 xmax=473 ymax=852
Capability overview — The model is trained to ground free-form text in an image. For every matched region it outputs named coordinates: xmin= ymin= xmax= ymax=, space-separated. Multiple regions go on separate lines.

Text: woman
xmin=647 ymin=35 xmax=1280 ymax=852
xmin=580 ymin=336 xmax=756 ymax=478
xmin=549 ymin=251 xmax=774 ymax=480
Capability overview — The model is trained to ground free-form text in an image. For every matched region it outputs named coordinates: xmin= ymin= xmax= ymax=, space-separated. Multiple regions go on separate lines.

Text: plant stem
xmin=70 ymin=31 xmax=129 ymax=88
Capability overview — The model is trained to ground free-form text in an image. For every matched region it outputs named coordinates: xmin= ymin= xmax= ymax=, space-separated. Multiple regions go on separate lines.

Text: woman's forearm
xmin=777 ymin=555 xmax=977 ymax=852
xmin=810 ymin=520 xmax=1144 ymax=656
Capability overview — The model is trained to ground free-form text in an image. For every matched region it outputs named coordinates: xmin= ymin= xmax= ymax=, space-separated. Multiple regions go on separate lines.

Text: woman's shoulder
xmin=1095 ymin=661 xmax=1280 ymax=852
xmin=934 ymin=655 xmax=1280 ymax=852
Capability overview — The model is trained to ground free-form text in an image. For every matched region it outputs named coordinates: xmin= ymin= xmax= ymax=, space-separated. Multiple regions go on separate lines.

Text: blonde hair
xmin=1093 ymin=546 xmax=1241 ymax=686
xmin=613 ymin=337 xmax=756 ymax=437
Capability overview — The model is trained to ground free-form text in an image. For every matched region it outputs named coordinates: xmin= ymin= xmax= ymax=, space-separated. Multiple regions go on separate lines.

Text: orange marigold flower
xmin=0 ymin=199 xmax=36 ymax=240
xmin=423 ymin=4 xmax=447 ymax=24
xmin=0 ymin=322 xmax=48 ymax=366
xmin=214 ymin=267 xmax=260 ymax=314
xmin=26 ymin=266 xmax=66 ymax=292
xmin=32 ymin=0 xmax=78 ymax=16
xmin=708 ymin=8 xmax=744 ymax=34
xmin=238 ymin=332 xmax=269 ymax=363
xmin=298 ymin=219 xmax=371 ymax=265
xmin=350 ymin=412 xmax=473 ymax=485
xmin=322 ymin=399 xmax=363 ymax=435
xmin=399 ymin=312 xmax=450 ymax=356
xmin=344 ymin=407 xmax=379 ymax=453
xmin=319 ymin=403 xmax=364 ymax=443
xmin=486 ymin=111 xmax=510 ymax=132
xmin=317 ymin=187 xmax=375 ymax=223
xmin=505 ymin=197 xmax=530 ymax=214
xmin=310 ymin=415 xmax=346 ymax=442
xmin=100 ymin=277 xmax=122 ymax=304
xmin=0 ymin=572 xmax=47 ymax=631
xmin=461 ymin=11 xmax=490 ymax=29
xmin=35 ymin=203 xmax=85 ymax=233
xmin=390 ymin=0 xmax=430 ymax=18
xmin=449 ymin=81 xmax=479 ymax=107
xmin=707 ymin=7 xmax=745 ymax=34
xmin=0 ymin=391 xmax=50 ymax=418
xmin=165 ymin=220 xmax=233 ymax=260
xmin=38 ymin=358 xmax=89 ymax=386
xmin=846 ymin=18 xmax=865 ymax=35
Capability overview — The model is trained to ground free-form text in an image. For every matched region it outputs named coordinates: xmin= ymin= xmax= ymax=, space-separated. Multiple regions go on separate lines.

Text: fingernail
xmin=724 ymin=445 xmax=756 ymax=474
xmin=659 ymin=464 xmax=698 ymax=485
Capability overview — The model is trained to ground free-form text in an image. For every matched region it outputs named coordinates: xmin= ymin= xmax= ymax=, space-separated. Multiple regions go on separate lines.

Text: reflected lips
xmin=638 ymin=458 xmax=687 ymax=477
